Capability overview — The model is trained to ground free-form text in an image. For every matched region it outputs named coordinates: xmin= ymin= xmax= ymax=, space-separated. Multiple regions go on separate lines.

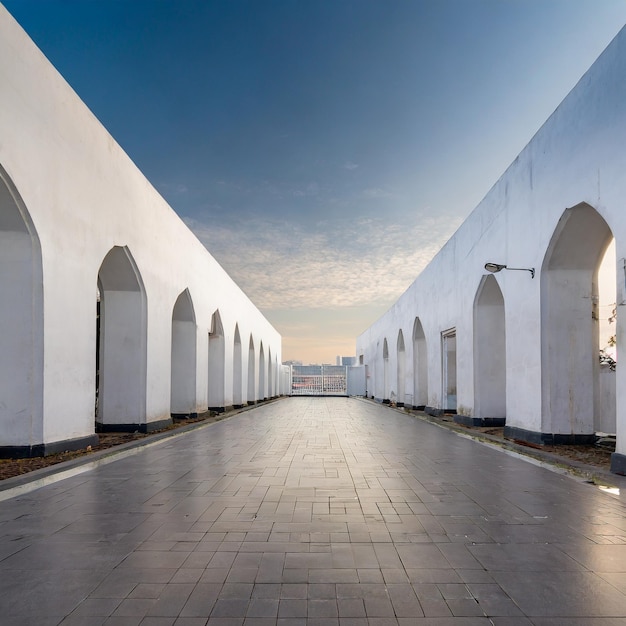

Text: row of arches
xmin=1 ymin=165 xmax=280 ymax=452
xmin=383 ymin=317 xmax=428 ymax=409
xmin=368 ymin=203 xmax=618 ymax=448
xmin=380 ymin=318 xmax=429 ymax=409
xmin=98 ymin=249 xmax=280 ymax=429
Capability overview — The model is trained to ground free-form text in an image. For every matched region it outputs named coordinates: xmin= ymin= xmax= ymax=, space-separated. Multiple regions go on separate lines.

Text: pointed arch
xmin=412 ymin=317 xmax=428 ymax=409
xmin=473 ymin=275 xmax=506 ymax=423
xmin=259 ymin=342 xmax=266 ymax=401
xmin=397 ymin=329 xmax=406 ymax=407
xmin=538 ymin=203 xmax=614 ymax=443
xmin=382 ymin=338 xmax=390 ymax=403
xmin=0 ymin=165 xmax=44 ymax=448
xmin=208 ymin=309 xmax=225 ymax=411
xmin=442 ymin=328 xmax=457 ymax=412
xmin=97 ymin=245 xmax=147 ymax=428
xmin=171 ymin=289 xmax=197 ymax=418
xmin=247 ymin=335 xmax=256 ymax=404
xmin=268 ymin=347 xmax=274 ymax=398
xmin=233 ymin=324 xmax=243 ymax=408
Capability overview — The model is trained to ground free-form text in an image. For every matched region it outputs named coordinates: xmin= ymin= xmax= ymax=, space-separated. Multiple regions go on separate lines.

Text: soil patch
xmin=0 ymin=411 xmax=226 ymax=481
xmin=474 ymin=425 xmax=613 ymax=471
xmin=430 ymin=414 xmax=614 ymax=472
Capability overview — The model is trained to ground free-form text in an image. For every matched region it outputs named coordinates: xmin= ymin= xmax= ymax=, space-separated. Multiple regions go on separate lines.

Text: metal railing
xmin=291 ymin=365 xmax=347 ymax=396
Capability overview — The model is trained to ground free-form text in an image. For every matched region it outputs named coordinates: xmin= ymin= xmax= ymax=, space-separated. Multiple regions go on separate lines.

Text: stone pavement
xmin=1 ymin=397 xmax=626 ymax=625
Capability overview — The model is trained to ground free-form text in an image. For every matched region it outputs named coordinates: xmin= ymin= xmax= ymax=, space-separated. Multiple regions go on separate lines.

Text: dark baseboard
xmin=424 ymin=406 xmax=444 ymax=417
xmin=96 ymin=417 xmax=172 ymax=434
xmin=504 ymin=425 xmax=596 ymax=446
xmin=0 ymin=433 xmax=100 ymax=459
xmin=454 ymin=415 xmax=506 ymax=427
xmin=171 ymin=412 xmax=198 ymax=420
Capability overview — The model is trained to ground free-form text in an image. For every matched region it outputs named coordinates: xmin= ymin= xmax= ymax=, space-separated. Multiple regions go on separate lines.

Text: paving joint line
xmin=354 ymin=396 xmax=626 ymax=493
xmin=0 ymin=398 xmax=285 ymax=502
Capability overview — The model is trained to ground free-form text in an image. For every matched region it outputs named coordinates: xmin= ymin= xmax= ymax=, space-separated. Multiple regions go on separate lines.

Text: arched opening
xmin=397 ymin=330 xmax=406 ymax=407
xmin=171 ymin=289 xmax=197 ymax=418
xmin=268 ymin=348 xmax=273 ymax=397
xmin=598 ymin=239 xmax=617 ymax=436
xmin=233 ymin=324 xmax=243 ymax=408
xmin=208 ymin=310 xmax=225 ymax=412
xmin=382 ymin=338 xmax=390 ymax=403
xmin=442 ymin=329 xmax=457 ymax=412
xmin=259 ymin=342 xmax=266 ymax=401
xmin=0 ymin=166 xmax=44 ymax=451
xmin=473 ymin=275 xmax=506 ymax=425
xmin=412 ymin=317 xmax=428 ymax=409
xmin=97 ymin=246 xmax=147 ymax=430
xmin=247 ymin=335 xmax=256 ymax=404
xmin=539 ymin=203 xmax=614 ymax=444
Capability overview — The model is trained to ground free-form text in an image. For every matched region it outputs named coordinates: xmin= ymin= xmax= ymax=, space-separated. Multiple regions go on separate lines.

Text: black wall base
xmin=454 ymin=415 xmax=506 ymax=427
xmin=209 ymin=405 xmax=235 ymax=413
xmin=425 ymin=406 xmax=444 ymax=417
xmin=412 ymin=404 xmax=426 ymax=411
xmin=0 ymin=433 xmax=100 ymax=459
xmin=504 ymin=425 xmax=596 ymax=446
xmin=610 ymin=452 xmax=626 ymax=475
xmin=171 ymin=412 xmax=198 ymax=420
xmin=96 ymin=417 xmax=172 ymax=434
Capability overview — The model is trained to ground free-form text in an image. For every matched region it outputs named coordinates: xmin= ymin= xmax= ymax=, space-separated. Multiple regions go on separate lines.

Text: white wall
xmin=0 ymin=5 xmax=281 ymax=451
xmin=357 ymin=25 xmax=626 ymax=466
xmin=347 ymin=366 xmax=366 ymax=397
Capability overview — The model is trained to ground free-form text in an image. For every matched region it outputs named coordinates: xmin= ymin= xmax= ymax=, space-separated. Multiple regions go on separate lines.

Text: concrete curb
xmin=3 ymin=396 xmax=624 ymax=502
xmin=0 ymin=398 xmax=283 ymax=502
xmin=357 ymin=397 xmax=626 ymax=491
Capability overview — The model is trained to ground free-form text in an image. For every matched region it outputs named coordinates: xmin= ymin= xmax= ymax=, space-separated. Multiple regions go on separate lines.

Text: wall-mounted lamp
xmin=484 ymin=262 xmax=535 ymax=279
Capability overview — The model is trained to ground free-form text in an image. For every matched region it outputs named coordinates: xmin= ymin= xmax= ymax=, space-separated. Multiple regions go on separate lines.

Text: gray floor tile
xmin=493 ymin=570 xmax=626 ymax=617
xmin=0 ymin=397 xmax=624 ymax=625
xmin=211 ymin=599 xmax=250 ymax=618
xmin=278 ymin=598 xmax=308 ymax=618
xmin=308 ymin=598 xmax=339 ymax=618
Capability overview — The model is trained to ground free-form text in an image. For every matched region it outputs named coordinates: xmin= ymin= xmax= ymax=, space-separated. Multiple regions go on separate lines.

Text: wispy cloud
xmin=292 ymin=182 xmax=320 ymax=198
xmin=158 ymin=182 xmax=188 ymax=195
xmin=344 ymin=161 xmax=359 ymax=170
xmin=184 ymin=212 xmax=461 ymax=311
xmin=362 ymin=187 xmax=395 ymax=199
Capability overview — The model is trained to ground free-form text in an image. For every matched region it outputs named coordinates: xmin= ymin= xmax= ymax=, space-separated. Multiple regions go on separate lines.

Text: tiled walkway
xmin=1 ymin=397 xmax=626 ymax=625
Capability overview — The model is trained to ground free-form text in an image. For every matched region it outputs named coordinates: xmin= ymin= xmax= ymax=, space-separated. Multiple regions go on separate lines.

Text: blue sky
xmin=5 ymin=0 xmax=626 ymax=363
